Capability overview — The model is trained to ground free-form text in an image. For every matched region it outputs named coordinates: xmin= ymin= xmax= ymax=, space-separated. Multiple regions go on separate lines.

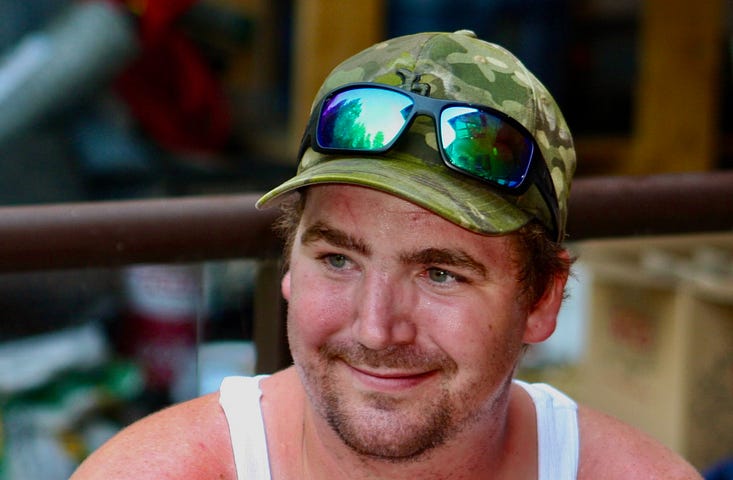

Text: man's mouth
xmin=345 ymin=362 xmax=439 ymax=392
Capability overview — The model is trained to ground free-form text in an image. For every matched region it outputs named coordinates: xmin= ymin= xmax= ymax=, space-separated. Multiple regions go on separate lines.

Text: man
xmin=72 ymin=30 xmax=702 ymax=479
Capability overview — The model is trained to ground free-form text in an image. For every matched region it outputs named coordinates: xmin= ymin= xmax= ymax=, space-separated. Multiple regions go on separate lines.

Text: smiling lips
xmin=346 ymin=363 xmax=439 ymax=392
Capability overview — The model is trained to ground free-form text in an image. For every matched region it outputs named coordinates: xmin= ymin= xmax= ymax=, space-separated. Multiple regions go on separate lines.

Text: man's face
xmin=282 ymin=185 xmax=550 ymax=461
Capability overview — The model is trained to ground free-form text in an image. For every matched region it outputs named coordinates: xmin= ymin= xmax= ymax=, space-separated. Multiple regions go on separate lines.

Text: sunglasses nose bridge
xmin=405 ymin=100 xmax=444 ymax=139
xmin=409 ymin=93 xmax=446 ymax=119
xmin=412 ymin=110 xmax=440 ymax=128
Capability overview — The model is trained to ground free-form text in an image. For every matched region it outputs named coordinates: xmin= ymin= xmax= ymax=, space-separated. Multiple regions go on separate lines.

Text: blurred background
xmin=0 ymin=0 xmax=731 ymax=478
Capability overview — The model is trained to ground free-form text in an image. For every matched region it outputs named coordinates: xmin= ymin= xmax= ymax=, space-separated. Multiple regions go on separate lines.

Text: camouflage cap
xmin=257 ymin=30 xmax=576 ymax=242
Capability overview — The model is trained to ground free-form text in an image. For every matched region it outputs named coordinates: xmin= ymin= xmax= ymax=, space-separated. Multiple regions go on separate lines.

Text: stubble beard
xmin=296 ymin=341 xmax=493 ymax=463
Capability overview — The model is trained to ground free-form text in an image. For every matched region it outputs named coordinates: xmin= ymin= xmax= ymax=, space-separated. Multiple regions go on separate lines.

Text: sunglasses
xmin=299 ymin=83 xmax=559 ymax=238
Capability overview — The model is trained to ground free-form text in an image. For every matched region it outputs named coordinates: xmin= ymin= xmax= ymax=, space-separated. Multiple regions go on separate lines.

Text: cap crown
xmin=310 ymin=30 xmax=576 ymax=239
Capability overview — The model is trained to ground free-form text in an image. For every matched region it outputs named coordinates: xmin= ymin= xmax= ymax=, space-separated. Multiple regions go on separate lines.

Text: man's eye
xmin=325 ymin=254 xmax=348 ymax=269
xmin=427 ymin=268 xmax=455 ymax=283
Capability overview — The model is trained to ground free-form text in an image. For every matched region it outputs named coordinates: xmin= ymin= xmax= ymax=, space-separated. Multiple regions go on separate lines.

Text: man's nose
xmin=351 ymin=272 xmax=417 ymax=350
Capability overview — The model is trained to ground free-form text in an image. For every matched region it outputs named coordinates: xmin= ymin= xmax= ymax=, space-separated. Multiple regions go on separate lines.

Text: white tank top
xmin=219 ymin=376 xmax=579 ymax=479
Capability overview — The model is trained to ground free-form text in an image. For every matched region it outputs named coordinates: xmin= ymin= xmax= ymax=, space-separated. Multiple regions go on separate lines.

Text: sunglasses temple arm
xmin=533 ymin=160 xmax=561 ymax=242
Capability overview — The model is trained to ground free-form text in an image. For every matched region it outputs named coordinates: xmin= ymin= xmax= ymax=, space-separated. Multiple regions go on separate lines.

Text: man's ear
xmin=281 ymin=270 xmax=292 ymax=301
xmin=522 ymin=252 xmax=570 ymax=344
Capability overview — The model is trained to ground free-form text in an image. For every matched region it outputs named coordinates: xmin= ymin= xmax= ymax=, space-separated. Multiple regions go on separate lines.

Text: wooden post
xmin=253 ymin=258 xmax=290 ymax=373
xmin=627 ymin=0 xmax=725 ymax=174
xmin=289 ymin=0 xmax=386 ymax=152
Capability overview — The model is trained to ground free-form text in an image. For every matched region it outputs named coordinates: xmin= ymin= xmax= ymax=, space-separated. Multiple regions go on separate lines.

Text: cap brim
xmin=257 ymin=150 xmax=532 ymax=236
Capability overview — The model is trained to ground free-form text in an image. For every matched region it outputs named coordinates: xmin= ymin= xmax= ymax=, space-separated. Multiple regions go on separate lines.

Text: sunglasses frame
xmin=299 ymin=82 xmax=560 ymax=240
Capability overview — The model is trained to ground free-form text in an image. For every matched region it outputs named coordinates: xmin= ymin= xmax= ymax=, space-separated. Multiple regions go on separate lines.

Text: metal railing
xmin=0 ymin=171 xmax=730 ymax=272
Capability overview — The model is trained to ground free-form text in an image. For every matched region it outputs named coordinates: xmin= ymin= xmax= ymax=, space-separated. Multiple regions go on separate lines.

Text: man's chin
xmin=324 ymin=393 xmax=453 ymax=462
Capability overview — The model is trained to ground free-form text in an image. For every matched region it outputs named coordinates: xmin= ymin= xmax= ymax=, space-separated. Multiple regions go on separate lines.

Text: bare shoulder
xmin=70 ymin=392 xmax=235 ymax=480
xmin=577 ymin=405 xmax=702 ymax=479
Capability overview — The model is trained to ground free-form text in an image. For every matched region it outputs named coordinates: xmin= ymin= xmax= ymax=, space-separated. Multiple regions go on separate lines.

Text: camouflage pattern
xmin=257 ymin=30 xmax=576 ymax=241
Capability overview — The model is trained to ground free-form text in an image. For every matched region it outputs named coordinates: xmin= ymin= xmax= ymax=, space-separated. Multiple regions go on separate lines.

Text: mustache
xmin=320 ymin=341 xmax=457 ymax=373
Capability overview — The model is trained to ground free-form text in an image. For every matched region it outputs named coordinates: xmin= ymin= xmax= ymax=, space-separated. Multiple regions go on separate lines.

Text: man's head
xmin=258 ymin=29 xmax=576 ymax=243
xmin=259 ymin=31 xmax=576 ymax=462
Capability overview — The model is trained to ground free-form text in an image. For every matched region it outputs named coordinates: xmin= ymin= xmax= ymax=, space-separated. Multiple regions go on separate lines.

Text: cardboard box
xmin=575 ymin=233 xmax=733 ymax=469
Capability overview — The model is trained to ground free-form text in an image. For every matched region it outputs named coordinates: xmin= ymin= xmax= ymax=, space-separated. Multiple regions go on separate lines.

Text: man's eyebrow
xmin=401 ymin=248 xmax=487 ymax=278
xmin=300 ymin=221 xmax=370 ymax=255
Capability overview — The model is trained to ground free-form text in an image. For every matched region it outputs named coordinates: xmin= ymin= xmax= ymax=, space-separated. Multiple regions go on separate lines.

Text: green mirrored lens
xmin=440 ymin=106 xmax=532 ymax=188
xmin=316 ymin=88 xmax=413 ymax=151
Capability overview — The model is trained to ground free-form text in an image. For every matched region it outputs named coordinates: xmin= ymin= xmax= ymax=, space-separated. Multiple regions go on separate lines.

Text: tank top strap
xmin=219 ymin=375 xmax=272 ymax=479
xmin=514 ymin=380 xmax=579 ymax=480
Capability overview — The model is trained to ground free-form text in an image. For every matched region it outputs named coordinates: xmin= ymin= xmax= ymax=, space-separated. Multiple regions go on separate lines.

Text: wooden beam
xmin=289 ymin=0 xmax=386 ymax=150
xmin=253 ymin=258 xmax=289 ymax=373
xmin=628 ymin=0 xmax=725 ymax=174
